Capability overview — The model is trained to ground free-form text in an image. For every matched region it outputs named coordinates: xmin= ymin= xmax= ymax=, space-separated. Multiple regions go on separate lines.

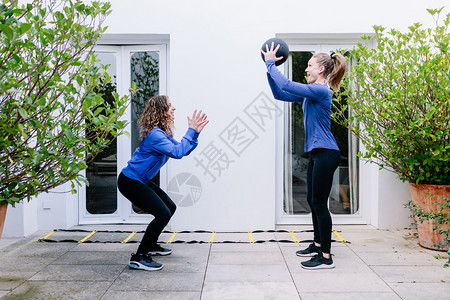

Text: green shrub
xmin=333 ymin=8 xmax=450 ymax=185
xmin=0 ymin=0 xmax=132 ymax=206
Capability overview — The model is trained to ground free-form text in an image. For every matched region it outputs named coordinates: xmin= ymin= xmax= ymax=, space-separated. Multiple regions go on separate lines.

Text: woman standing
xmin=118 ymin=95 xmax=209 ymax=271
xmin=262 ymin=43 xmax=346 ymax=269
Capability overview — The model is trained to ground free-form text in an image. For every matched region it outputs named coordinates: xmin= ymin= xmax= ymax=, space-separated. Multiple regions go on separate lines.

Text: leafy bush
xmin=333 ymin=8 xmax=450 ymax=185
xmin=0 ymin=0 xmax=132 ymax=206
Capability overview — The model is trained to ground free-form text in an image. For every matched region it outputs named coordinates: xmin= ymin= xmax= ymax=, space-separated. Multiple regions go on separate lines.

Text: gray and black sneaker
xmin=300 ymin=252 xmax=335 ymax=270
xmin=148 ymin=244 xmax=172 ymax=256
xmin=296 ymin=243 xmax=320 ymax=257
xmin=128 ymin=253 xmax=163 ymax=271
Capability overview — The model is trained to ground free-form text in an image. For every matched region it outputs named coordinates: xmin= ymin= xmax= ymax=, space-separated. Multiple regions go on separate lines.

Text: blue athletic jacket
xmin=265 ymin=59 xmax=339 ymax=153
xmin=121 ymin=127 xmax=199 ymax=184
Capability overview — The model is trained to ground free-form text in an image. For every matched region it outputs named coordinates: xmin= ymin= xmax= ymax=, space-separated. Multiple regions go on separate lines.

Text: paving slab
xmin=101 ymin=291 xmax=201 ymax=300
xmin=70 ymin=243 xmax=138 ymax=252
xmin=205 ymin=264 xmax=292 ymax=282
xmin=292 ymin=272 xmax=394 ymax=293
xmin=1 ymin=226 xmax=449 ymax=299
xmin=1 ymin=281 xmax=111 ymax=300
xmin=201 ymin=281 xmax=300 ymax=300
xmin=0 ymin=273 xmax=35 ymax=291
xmin=0 ymin=256 xmax=56 ymax=273
xmin=110 ymin=271 xmax=204 ymax=292
xmin=210 ymin=242 xmax=280 ymax=252
xmin=208 ymin=250 xmax=285 ymax=265
xmin=29 ymin=265 xmax=125 ymax=281
xmin=52 ymin=251 xmax=130 ymax=265
xmin=388 ymin=282 xmax=450 ymax=300
xmin=3 ymin=241 xmax=75 ymax=258
xmin=370 ymin=265 xmax=450 ymax=283
xmin=154 ymin=257 xmax=207 ymax=273
xmin=0 ymin=238 xmax=30 ymax=252
xmin=357 ymin=250 xmax=444 ymax=266
xmin=154 ymin=244 xmax=210 ymax=273
xmin=347 ymin=238 xmax=421 ymax=253
xmin=163 ymin=243 xmax=211 ymax=257
xmin=300 ymin=292 xmax=401 ymax=300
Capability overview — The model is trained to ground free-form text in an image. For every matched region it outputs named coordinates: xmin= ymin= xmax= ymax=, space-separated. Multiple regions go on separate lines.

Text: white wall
xmin=361 ymin=162 xmax=413 ymax=229
xmin=3 ymin=0 xmax=448 ymax=235
xmin=3 ymin=199 xmax=38 ymax=237
xmin=377 ymin=169 xmax=413 ymax=229
xmin=100 ymin=0 xmax=445 ymax=231
xmin=35 ymin=182 xmax=79 ymax=231
xmin=3 ymin=182 xmax=77 ymax=237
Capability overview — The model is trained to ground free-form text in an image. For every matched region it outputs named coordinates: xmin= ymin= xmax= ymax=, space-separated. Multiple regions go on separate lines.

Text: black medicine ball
xmin=261 ymin=38 xmax=289 ymax=66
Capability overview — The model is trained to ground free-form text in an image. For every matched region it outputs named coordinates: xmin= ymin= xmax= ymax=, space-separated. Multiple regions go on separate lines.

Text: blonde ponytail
xmin=328 ymin=53 xmax=346 ymax=92
xmin=314 ymin=53 xmax=347 ymax=92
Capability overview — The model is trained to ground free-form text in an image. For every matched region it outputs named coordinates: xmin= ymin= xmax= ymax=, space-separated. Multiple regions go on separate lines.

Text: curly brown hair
xmin=138 ymin=95 xmax=173 ymax=139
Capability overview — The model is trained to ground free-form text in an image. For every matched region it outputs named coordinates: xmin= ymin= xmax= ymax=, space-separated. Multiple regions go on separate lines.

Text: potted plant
xmin=333 ymin=8 xmax=450 ymax=252
xmin=0 ymin=203 xmax=6 ymax=239
xmin=405 ymin=191 xmax=450 ymax=267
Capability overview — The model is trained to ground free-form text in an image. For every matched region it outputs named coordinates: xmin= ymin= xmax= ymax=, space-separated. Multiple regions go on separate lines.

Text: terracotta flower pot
xmin=0 ymin=203 xmax=7 ymax=239
xmin=409 ymin=183 xmax=450 ymax=251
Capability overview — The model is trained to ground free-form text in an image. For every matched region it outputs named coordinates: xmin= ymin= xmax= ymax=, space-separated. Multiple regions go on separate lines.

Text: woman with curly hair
xmin=261 ymin=43 xmax=346 ymax=269
xmin=118 ymin=95 xmax=209 ymax=271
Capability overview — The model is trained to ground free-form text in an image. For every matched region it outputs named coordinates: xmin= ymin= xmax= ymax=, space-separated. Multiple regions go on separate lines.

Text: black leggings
xmin=117 ymin=172 xmax=176 ymax=254
xmin=306 ymin=148 xmax=340 ymax=254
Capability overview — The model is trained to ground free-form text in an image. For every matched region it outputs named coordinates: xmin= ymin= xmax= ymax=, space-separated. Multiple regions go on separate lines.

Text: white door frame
xmin=118 ymin=45 xmax=168 ymax=224
xmin=79 ymin=44 xmax=168 ymax=224
xmin=275 ymin=43 xmax=368 ymax=225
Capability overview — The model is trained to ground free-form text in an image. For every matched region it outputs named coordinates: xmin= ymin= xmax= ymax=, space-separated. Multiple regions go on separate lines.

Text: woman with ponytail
xmin=261 ymin=43 xmax=346 ymax=269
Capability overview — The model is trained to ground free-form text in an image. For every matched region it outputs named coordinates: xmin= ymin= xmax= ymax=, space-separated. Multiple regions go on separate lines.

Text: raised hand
xmin=260 ymin=41 xmax=284 ymax=63
xmin=187 ymin=110 xmax=209 ymax=133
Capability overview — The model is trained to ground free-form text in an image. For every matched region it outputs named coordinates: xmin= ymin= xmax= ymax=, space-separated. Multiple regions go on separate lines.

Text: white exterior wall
xmin=3 ymin=0 xmax=446 ymax=236
xmin=3 ymin=199 xmax=38 ymax=237
xmin=2 ymin=182 xmax=77 ymax=237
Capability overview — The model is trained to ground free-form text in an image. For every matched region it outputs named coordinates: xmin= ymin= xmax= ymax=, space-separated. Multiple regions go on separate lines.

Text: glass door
xmin=276 ymin=44 xmax=364 ymax=225
xmin=118 ymin=45 xmax=167 ymax=223
xmin=79 ymin=45 xmax=167 ymax=224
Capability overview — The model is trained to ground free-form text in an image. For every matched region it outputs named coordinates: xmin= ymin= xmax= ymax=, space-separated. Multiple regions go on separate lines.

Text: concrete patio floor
xmin=0 ymin=225 xmax=449 ymax=299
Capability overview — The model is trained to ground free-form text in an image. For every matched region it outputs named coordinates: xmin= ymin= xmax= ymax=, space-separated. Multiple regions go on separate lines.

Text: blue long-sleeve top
xmin=265 ymin=60 xmax=339 ymax=153
xmin=122 ymin=127 xmax=199 ymax=184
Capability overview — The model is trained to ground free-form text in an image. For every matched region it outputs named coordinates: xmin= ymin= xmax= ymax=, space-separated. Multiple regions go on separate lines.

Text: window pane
xmin=284 ymin=51 xmax=359 ymax=216
xmin=86 ymin=52 xmax=118 ymax=215
xmin=130 ymin=51 xmax=160 ymax=214
xmin=329 ymin=51 xmax=359 ymax=215
xmin=284 ymin=51 xmax=313 ymax=214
